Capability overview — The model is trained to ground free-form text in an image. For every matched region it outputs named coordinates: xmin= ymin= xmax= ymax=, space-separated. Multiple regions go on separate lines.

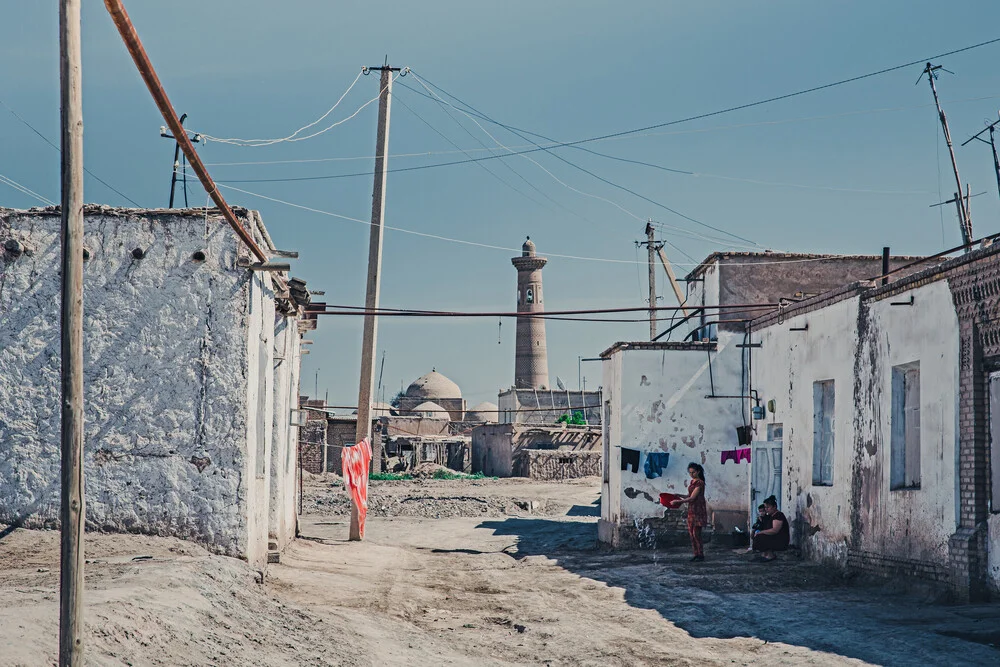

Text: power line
xmin=408 ymin=72 xmax=755 ymax=246
xmin=218 ymin=38 xmax=1000 ymax=185
xmin=0 ymin=172 xmax=56 ymax=206
xmin=308 ymin=302 xmax=778 ymax=318
xmin=0 ymin=98 xmax=142 ymax=206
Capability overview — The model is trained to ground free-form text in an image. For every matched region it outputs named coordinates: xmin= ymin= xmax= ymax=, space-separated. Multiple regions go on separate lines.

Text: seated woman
xmin=751 ymin=495 xmax=789 ymax=561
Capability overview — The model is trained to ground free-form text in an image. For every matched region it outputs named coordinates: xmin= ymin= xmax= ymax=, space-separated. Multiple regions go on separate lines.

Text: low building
xmin=598 ymin=251 xmax=934 ymax=550
xmin=497 ymin=388 xmax=602 ymax=425
xmin=0 ymin=205 xmax=309 ymax=570
xmin=750 ymin=245 xmax=1000 ymax=600
xmin=472 ymin=422 xmax=602 ymax=479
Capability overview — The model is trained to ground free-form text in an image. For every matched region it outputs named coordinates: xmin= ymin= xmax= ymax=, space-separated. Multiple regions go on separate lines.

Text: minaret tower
xmin=512 ymin=237 xmax=549 ymax=389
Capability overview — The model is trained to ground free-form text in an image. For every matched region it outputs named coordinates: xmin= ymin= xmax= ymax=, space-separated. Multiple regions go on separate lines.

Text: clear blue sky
xmin=4 ymin=1 xmax=1000 ymax=409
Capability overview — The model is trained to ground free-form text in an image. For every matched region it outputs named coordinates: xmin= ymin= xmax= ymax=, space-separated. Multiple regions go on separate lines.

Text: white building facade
xmin=0 ymin=206 xmax=307 ymax=570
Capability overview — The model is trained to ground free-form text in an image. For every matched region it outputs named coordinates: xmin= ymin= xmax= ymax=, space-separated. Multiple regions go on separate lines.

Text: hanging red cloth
xmin=342 ymin=437 xmax=373 ymax=538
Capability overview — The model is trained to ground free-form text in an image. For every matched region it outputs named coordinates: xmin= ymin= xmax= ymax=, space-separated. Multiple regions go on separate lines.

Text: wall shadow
xmin=477 ymin=516 xmax=1000 ymax=666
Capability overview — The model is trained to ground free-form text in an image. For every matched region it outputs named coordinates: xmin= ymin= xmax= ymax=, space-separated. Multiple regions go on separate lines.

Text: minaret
xmin=512 ymin=237 xmax=549 ymax=389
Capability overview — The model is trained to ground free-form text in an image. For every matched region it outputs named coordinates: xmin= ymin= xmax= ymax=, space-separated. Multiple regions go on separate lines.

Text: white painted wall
xmin=752 ymin=280 xmax=959 ymax=568
xmin=269 ymin=316 xmax=301 ymax=551
xmin=0 ymin=208 xmax=300 ymax=567
xmin=601 ymin=334 xmax=749 ymax=529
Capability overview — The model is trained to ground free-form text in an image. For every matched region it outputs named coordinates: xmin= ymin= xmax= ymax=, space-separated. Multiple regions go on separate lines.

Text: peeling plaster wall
xmin=0 ymin=208 xmax=291 ymax=567
xmin=600 ymin=335 xmax=748 ymax=534
xmin=753 ymin=297 xmax=860 ymax=563
xmin=753 ymin=280 xmax=959 ymax=571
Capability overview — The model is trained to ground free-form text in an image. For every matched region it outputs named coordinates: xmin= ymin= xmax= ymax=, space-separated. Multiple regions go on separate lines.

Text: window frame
xmin=812 ymin=379 xmax=835 ymax=486
xmin=890 ymin=361 xmax=921 ymax=490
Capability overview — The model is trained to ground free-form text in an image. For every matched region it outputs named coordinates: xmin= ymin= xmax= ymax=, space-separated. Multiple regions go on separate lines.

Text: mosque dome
xmin=466 ymin=401 xmax=499 ymax=423
xmin=405 ymin=369 xmax=462 ymax=401
xmin=411 ymin=401 xmax=447 ymax=417
xmin=522 ymin=236 xmax=536 ymax=256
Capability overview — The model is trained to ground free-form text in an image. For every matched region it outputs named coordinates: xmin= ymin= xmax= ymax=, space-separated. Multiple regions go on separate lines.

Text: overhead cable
xmin=0 ymin=98 xmax=141 ymax=206
xmin=0 ymin=172 xmax=56 ymax=206
xmin=196 ymin=69 xmax=394 ymax=146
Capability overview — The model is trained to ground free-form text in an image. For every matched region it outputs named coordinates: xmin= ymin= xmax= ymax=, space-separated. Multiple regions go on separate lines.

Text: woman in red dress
xmin=673 ymin=463 xmax=708 ymax=561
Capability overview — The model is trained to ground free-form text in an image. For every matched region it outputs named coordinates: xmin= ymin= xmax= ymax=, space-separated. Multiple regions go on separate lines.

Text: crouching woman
xmin=752 ymin=495 xmax=789 ymax=561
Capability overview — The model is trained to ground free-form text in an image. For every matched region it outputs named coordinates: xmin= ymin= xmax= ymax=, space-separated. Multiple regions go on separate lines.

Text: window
xmin=767 ymin=423 xmax=783 ymax=441
xmin=812 ymin=380 xmax=835 ymax=486
xmin=526 ymin=287 xmax=534 ymax=304
xmin=891 ymin=362 xmax=921 ymax=489
xmin=989 ymin=373 xmax=1000 ymax=512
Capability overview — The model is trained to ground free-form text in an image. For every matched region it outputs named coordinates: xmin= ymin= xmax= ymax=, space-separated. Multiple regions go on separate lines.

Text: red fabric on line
xmin=342 ymin=437 xmax=373 ymax=538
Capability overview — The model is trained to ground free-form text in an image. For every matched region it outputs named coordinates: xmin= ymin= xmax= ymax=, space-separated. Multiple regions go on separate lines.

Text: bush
xmin=369 ymin=472 xmax=413 ymax=481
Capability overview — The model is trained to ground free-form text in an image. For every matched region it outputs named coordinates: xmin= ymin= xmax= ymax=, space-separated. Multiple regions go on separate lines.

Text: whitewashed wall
xmin=0 ymin=208 xmax=297 ymax=568
xmin=752 ymin=281 xmax=959 ymax=568
xmin=269 ymin=316 xmax=301 ymax=551
xmin=600 ymin=335 xmax=749 ymax=530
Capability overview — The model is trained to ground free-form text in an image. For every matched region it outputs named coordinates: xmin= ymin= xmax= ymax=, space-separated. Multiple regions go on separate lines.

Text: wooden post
xmin=59 ymin=0 xmax=85 ymax=664
xmin=655 ymin=245 xmax=690 ymax=318
xmin=646 ymin=221 xmax=656 ymax=340
xmin=353 ymin=65 xmax=395 ymax=541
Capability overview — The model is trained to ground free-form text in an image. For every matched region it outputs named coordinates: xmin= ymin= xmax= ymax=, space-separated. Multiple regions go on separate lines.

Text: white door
xmin=751 ymin=440 xmax=783 ymax=512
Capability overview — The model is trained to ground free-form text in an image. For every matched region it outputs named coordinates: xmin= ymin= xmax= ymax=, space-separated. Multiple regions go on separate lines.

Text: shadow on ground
xmin=478 ymin=516 xmax=1000 ymax=667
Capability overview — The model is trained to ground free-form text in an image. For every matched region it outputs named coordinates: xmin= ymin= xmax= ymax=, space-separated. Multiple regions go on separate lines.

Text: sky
xmin=4 ymin=1 xmax=1000 ymax=410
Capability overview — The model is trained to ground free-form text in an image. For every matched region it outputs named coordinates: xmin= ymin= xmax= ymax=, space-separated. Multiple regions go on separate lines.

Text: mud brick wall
xmin=514 ymin=450 xmax=602 ymax=480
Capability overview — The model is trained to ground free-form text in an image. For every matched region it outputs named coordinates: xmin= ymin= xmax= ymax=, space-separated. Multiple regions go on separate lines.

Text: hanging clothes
xmin=721 ymin=449 xmax=739 ymax=464
xmin=342 ymin=437 xmax=373 ymax=538
xmin=644 ymin=451 xmax=670 ymax=479
xmin=736 ymin=447 xmax=752 ymax=463
xmin=620 ymin=447 xmax=640 ymax=473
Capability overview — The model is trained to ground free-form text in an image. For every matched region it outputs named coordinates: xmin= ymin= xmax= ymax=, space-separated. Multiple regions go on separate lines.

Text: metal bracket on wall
xmin=789 ymin=323 xmax=809 ymax=331
xmin=736 ymin=343 xmax=762 ymax=348
xmin=890 ymin=296 xmax=915 ymax=306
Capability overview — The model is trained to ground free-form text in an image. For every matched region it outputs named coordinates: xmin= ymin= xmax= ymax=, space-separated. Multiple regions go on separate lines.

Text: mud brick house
xmin=598 ymin=251 xmax=930 ymax=550
xmin=472 ymin=422 xmax=602 ymax=479
xmin=0 ymin=205 xmax=310 ymax=571
xmin=751 ymin=244 xmax=1000 ymax=600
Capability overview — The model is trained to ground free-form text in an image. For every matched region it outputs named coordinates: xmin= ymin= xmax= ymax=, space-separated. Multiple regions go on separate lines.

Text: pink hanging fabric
xmin=341 ymin=437 xmax=373 ymax=538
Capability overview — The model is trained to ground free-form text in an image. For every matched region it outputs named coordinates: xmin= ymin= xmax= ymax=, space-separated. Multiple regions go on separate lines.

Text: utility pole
xmin=961 ymin=113 xmax=1000 ymax=211
xmin=353 ymin=61 xmax=398 ymax=541
xmin=161 ymin=114 xmax=201 ymax=208
xmin=59 ymin=1 xmax=85 ymax=664
xmin=921 ymin=62 xmax=973 ymax=246
xmin=645 ymin=221 xmax=656 ymax=340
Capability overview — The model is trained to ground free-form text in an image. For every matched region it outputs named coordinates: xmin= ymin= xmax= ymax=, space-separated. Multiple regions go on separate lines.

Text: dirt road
xmin=2 ymin=476 xmax=998 ymax=665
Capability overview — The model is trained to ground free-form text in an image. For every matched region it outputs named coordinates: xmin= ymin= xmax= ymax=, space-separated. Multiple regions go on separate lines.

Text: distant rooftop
xmin=683 ymin=251 xmax=927 ymax=281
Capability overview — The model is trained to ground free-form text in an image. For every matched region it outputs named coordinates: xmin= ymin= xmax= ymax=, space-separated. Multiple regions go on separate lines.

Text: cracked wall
xmin=600 ymin=335 xmax=749 ymax=543
xmin=0 ymin=208 xmax=290 ymax=568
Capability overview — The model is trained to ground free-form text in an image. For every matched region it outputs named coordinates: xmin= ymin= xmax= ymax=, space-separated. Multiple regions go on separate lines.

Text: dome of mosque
xmin=405 ymin=370 xmax=462 ymax=401
xmin=522 ymin=237 xmax=536 ymax=256
xmin=411 ymin=401 xmax=447 ymax=417
xmin=466 ymin=401 xmax=499 ymax=423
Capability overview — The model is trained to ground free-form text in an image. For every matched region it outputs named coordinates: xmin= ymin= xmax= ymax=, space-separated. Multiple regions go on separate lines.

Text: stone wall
xmin=0 ymin=206 xmax=302 ymax=569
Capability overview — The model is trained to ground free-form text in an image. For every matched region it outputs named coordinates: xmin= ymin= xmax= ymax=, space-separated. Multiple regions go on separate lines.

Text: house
xmin=0 ymin=205 xmax=310 ymax=570
xmin=471 ymin=422 xmax=602 ymax=479
xmin=750 ymin=245 xmax=1000 ymax=601
xmin=598 ymin=251 xmax=932 ymax=549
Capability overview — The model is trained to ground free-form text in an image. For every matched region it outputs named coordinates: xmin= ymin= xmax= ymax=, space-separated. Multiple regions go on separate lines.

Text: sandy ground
xmin=2 ymin=475 xmax=999 ymax=666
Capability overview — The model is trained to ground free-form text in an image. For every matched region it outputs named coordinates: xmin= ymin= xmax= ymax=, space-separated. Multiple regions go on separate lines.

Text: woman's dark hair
xmin=687 ymin=462 xmax=705 ymax=481
xmin=757 ymin=504 xmax=767 ymax=511
xmin=763 ymin=495 xmax=778 ymax=508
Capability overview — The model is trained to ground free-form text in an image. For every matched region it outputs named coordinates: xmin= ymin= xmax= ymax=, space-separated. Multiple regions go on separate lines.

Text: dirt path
xmin=2 ymin=476 xmax=999 ymax=665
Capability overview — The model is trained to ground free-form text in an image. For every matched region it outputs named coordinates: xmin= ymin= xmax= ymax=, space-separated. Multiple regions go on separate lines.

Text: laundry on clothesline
xmin=620 ymin=447 xmax=640 ymax=473
xmin=644 ymin=451 xmax=670 ymax=479
xmin=720 ymin=447 xmax=752 ymax=464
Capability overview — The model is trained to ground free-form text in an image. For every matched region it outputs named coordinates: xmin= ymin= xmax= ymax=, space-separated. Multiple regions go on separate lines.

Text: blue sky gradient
xmin=4 ymin=1 xmax=1000 ymax=407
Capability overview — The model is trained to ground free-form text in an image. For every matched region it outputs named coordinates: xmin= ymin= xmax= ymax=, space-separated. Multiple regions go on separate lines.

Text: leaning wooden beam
xmin=102 ymin=0 xmax=268 ymax=263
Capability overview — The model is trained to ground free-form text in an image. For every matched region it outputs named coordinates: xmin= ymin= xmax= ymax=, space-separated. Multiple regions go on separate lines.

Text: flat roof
xmin=599 ymin=340 xmax=718 ymax=359
xmin=683 ymin=251 xmax=926 ymax=281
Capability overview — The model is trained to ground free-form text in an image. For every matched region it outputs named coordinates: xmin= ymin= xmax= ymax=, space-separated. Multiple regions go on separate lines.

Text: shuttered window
xmin=812 ymin=380 xmax=835 ymax=486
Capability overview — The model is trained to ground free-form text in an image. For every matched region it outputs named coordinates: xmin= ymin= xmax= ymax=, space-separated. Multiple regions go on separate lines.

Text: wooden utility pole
xmin=353 ymin=63 xmax=397 ymax=541
xmin=922 ymin=62 xmax=973 ymax=246
xmin=654 ymin=245 xmax=690 ymax=318
xmin=59 ymin=0 xmax=85 ymax=664
xmin=645 ymin=221 xmax=656 ymax=340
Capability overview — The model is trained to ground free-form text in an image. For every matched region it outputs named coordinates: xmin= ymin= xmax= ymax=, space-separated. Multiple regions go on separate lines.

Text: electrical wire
xmin=0 ymin=172 xmax=56 ymax=206
xmin=213 ymin=180 xmax=886 ymax=267
xmin=0 ymin=98 xmax=141 ymax=206
xmin=201 ymin=93 xmax=1000 ymax=168
xmin=196 ymin=70 xmax=391 ymax=146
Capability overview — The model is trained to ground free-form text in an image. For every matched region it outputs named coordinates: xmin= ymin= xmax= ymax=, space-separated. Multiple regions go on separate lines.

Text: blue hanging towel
xmin=644 ymin=451 xmax=670 ymax=479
